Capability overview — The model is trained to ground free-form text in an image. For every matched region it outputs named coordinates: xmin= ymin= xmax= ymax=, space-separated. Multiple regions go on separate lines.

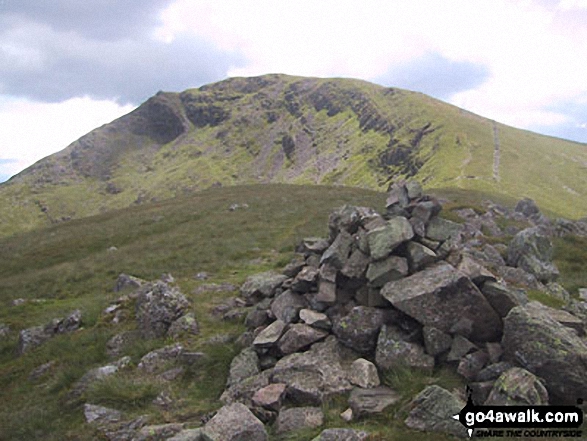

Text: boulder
xmin=375 ymin=325 xmax=434 ymax=372
xmin=241 ymin=271 xmax=287 ymax=305
xmin=134 ymin=423 xmax=184 ymax=441
xmin=252 ymin=383 xmax=286 ymax=412
xmin=367 ymin=217 xmax=414 ymax=260
xmin=475 ymin=361 xmax=513 ymax=382
xmin=18 ymin=326 xmax=53 ymax=355
xmin=514 ymin=198 xmax=541 ymax=218
xmin=456 ymin=255 xmax=495 ymax=286
xmin=502 ymin=302 xmax=587 ymax=404
xmin=84 ymin=403 xmax=123 ymax=426
xmin=507 ymin=227 xmax=559 ymax=283
xmin=457 ymin=351 xmax=489 ymax=380
xmin=275 ymin=407 xmax=324 ymax=435
xmin=366 ymin=256 xmax=408 ymax=288
xmin=168 ymin=313 xmax=200 ymax=338
xmin=271 ymin=290 xmax=308 ymax=324
xmin=277 ymin=324 xmax=329 ymax=355
xmin=138 ymin=344 xmax=183 ymax=374
xmin=202 ymin=403 xmax=267 ymax=441
xmin=348 ymin=386 xmax=400 ymax=418
xmin=297 ymin=238 xmax=330 ymax=255
xmin=136 ymin=282 xmax=190 ymax=339
xmin=299 ymin=309 xmax=332 ymax=330
xmin=70 ymin=356 xmax=131 ymax=399
xmin=341 ymin=249 xmax=370 ymax=280
xmin=422 ymin=326 xmax=452 ymax=356
xmin=446 ymin=335 xmax=477 ymax=362
xmin=283 ymin=255 xmax=306 ymax=278
xmin=114 ymin=273 xmax=145 ymax=292
xmin=253 ymin=320 xmax=287 ymax=349
xmin=484 ymin=367 xmax=549 ymax=405
xmin=168 ymin=429 xmax=204 ymax=441
xmin=291 ymin=267 xmax=319 ymax=293
xmin=332 ymin=306 xmax=386 ymax=354
xmin=481 ymin=282 xmax=527 ymax=318
xmin=227 ymin=348 xmax=259 ymax=387
xmin=381 ymin=263 xmax=502 ymax=341
xmin=406 ymin=242 xmax=437 ymax=272
xmin=271 ymin=336 xmax=353 ymax=405
xmin=348 ymin=358 xmax=380 ymax=388
xmin=404 ymin=385 xmax=467 ymax=438
xmin=425 ymin=217 xmax=462 ymax=242
xmin=320 ymin=231 xmax=353 ymax=270
xmin=220 ymin=370 xmax=272 ymax=406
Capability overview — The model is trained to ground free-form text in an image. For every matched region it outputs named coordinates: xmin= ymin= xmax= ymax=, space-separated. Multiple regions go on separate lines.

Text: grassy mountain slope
xmin=2 ymin=74 xmax=586 ymax=237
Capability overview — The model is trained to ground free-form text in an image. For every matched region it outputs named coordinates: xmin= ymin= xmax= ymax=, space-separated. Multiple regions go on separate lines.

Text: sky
xmin=1 ymin=0 xmax=587 ymax=182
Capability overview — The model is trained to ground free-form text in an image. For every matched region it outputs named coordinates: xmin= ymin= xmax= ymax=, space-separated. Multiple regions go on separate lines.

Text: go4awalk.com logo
xmin=452 ymin=395 xmax=584 ymax=438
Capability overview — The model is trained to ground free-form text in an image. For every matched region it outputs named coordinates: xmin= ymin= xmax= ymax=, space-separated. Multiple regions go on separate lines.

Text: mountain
xmin=1 ymin=74 xmax=586 ymax=237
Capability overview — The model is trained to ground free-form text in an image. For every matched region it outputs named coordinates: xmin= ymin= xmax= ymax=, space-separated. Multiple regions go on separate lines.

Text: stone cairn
xmin=212 ymin=180 xmax=587 ymax=439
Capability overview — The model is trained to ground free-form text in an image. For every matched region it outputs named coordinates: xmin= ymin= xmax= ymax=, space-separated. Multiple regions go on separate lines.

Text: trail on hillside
xmin=492 ymin=121 xmax=501 ymax=181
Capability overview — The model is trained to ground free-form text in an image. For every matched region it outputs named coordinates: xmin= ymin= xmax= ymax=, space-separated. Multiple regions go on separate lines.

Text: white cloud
xmin=156 ymin=0 xmax=587 ymax=132
xmin=0 ymin=97 xmax=134 ymax=178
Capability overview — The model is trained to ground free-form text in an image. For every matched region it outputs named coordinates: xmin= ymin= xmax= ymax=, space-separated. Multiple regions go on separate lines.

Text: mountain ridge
xmin=2 ymin=74 xmax=586 ymax=237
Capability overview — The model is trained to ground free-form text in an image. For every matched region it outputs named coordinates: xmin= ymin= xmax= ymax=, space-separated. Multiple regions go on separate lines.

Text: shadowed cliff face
xmin=1 ymin=74 xmax=586 ymax=237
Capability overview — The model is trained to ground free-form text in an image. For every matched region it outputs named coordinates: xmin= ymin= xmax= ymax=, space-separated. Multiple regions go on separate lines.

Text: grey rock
xmin=349 ymin=386 xmax=400 ymax=418
xmin=106 ymin=331 xmax=141 ymax=358
xmin=515 ymin=198 xmax=541 ymax=217
xmin=485 ymin=367 xmax=549 ymax=405
xmin=18 ymin=325 xmax=52 ymax=355
xmin=168 ymin=313 xmax=200 ymax=338
xmin=422 ymin=326 xmax=452 ymax=356
xmin=457 ymin=351 xmax=489 ymax=380
xmin=341 ymin=249 xmax=370 ymax=280
xmin=270 ymin=290 xmax=308 ymax=324
xmin=291 ymin=266 xmax=319 ymax=293
xmin=202 ymin=403 xmax=267 ymax=441
xmin=114 ymin=273 xmax=145 ymax=292
xmin=297 ymin=237 xmax=330 ymax=255
xmin=469 ymin=381 xmax=495 ymax=406
xmin=507 ymin=227 xmax=559 ymax=283
xmin=425 ymin=217 xmax=463 ymax=242
xmin=220 ymin=370 xmax=272 ymax=406
xmin=495 ymin=266 xmax=542 ymax=289
xmin=332 ymin=306 xmax=386 ymax=354
xmin=411 ymin=200 xmax=442 ymax=224
xmin=70 ymin=357 xmax=131 ymax=399
xmin=405 ymin=385 xmax=467 ymax=438
xmin=328 ymin=205 xmax=366 ymax=237
xmin=240 ymin=271 xmax=287 ymax=305
xmin=366 ymin=256 xmax=408 ymax=288
xmin=299 ymin=309 xmax=331 ymax=330
xmin=406 ymin=241 xmax=437 ymax=272
xmin=367 ymin=217 xmax=414 ymax=260
xmin=134 ymin=423 xmax=184 ymax=441
xmin=481 ymin=282 xmax=527 ymax=318
xmin=84 ymin=403 xmax=123 ymax=426
xmin=29 ymin=360 xmax=56 ymax=381
xmin=317 ymin=275 xmax=337 ymax=304
xmin=406 ymin=180 xmax=423 ymax=199
xmin=167 ymin=429 xmax=204 ymax=441
xmin=252 ymin=320 xmax=287 ymax=349
xmin=320 ymin=231 xmax=353 ymax=270
xmin=275 ymin=407 xmax=324 ymax=435
xmin=136 ymin=282 xmax=190 ymax=339
xmin=0 ymin=323 xmax=9 ymax=339
xmin=545 ymin=282 xmax=571 ymax=303
xmin=456 ymin=255 xmax=495 ymax=286
xmin=476 ymin=361 xmax=514 ymax=382
xmin=271 ymin=336 xmax=353 ymax=405
xmin=502 ymin=302 xmax=587 ymax=404
xmin=138 ymin=344 xmax=183 ymax=374
xmin=252 ymin=383 xmax=286 ymax=412
xmin=311 ymin=429 xmax=369 ymax=441
xmin=381 ymin=262 xmax=502 ymax=341
xmin=386 ymin=182 xmax=410 ymax=209
xmin=278 ymin=323 xmax=329 ymax=355
xmin=283 ymin=255 xmax=306 ymax=278
xmin=245 ymin=309 xmax=270 ymax=329
xmin=349 ymin=358 xmax=380 ymax=388
xmin=447 ymin=335 xmax=477 ymax=362
xmin=227 ymin=348 xmax=259 ymax=387
xmin=375 ymin=325 xmax=434 ymax=372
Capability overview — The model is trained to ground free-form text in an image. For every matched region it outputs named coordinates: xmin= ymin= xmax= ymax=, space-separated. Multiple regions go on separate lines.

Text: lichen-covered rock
xmin=502 ymin=302 xmax=587 ymax=404
xmin=252 ymin=320 xmax=287 ymax=349
xmin=507 ymin=227 xmax=559 ymax=283
xmin=422 ymin=326 xmax=452 ymax=356
xmin=299 ymin=309 xmax=331 ymax=330
xmin=382 ymin=262 xmax=502 ymax=341
xmin=405 ymin=385 xmax=467 ymax=438
xmin=320 ymin=231 xmax=353 ymax=270
xmin=136 ymin=282 xmax=189 ymax=339
xmin=227 ymin=347 xmax=259 ymax=387
xmin=240 ymin=271 xmax=287 ymax=305
xmin=137 ymin=344 xmax=183 ymax=374
xmin=311 ymin=428 xmax=370 ymax=441
xmin=332 ymin=306 xmax=386 ymax=354
xmin=481 ymin=282 xmax=527 ymax=318
xmin=277 ymin=324 xmax=329 ymax=355
xmin=291 ymin=266 xmax=319 ymax=293
xmin=84 ymin=403 xmax=123 ymax=426
xmin=349 ymin=358 xmax=380 ymax=388
xmin=18 ymin=326 xmax=53 ymax=355
xmin=375 ymin=325 xmax=434 ymax=372
xmin=485 ymin=367 xmax=549 ymax=405
xmin=367 ymin=217 xmax=414 ymax=260
xmin=271 ymin=290 xmax=308 ymax=323
xmin=366 ymin=256 xmax=408 ymax=288
xmin=275 ymin=407 xmax=324 ymax=435
xmin=425 ymin=217 xmax=463 ymax=242
xmin=202 ymin=403 xmax=267 ymax=441
xmin=134 ymin=423 xmax=184 ymax=441
xmin=406 ymin=241 xmax=437 ymax=272
xmin=348 ymin=386 xmax=400 ymax=418
xmin=252 ymin=383 xmax=286 ymax=412
xmin=168 ymin=313 xmax=200 ymax=338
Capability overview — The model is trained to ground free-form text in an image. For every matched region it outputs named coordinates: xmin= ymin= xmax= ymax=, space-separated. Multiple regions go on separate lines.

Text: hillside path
xmin=492 ymin=121 xmax=501 ymax=181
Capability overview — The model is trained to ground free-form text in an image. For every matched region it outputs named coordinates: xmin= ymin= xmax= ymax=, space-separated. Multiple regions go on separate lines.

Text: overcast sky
xmin=1 ymin=0 xmax=587 ymax=182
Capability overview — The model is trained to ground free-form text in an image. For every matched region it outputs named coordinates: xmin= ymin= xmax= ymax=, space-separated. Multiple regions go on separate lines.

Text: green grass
xmin=553 ymin=235 xmax=587 ymax=296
